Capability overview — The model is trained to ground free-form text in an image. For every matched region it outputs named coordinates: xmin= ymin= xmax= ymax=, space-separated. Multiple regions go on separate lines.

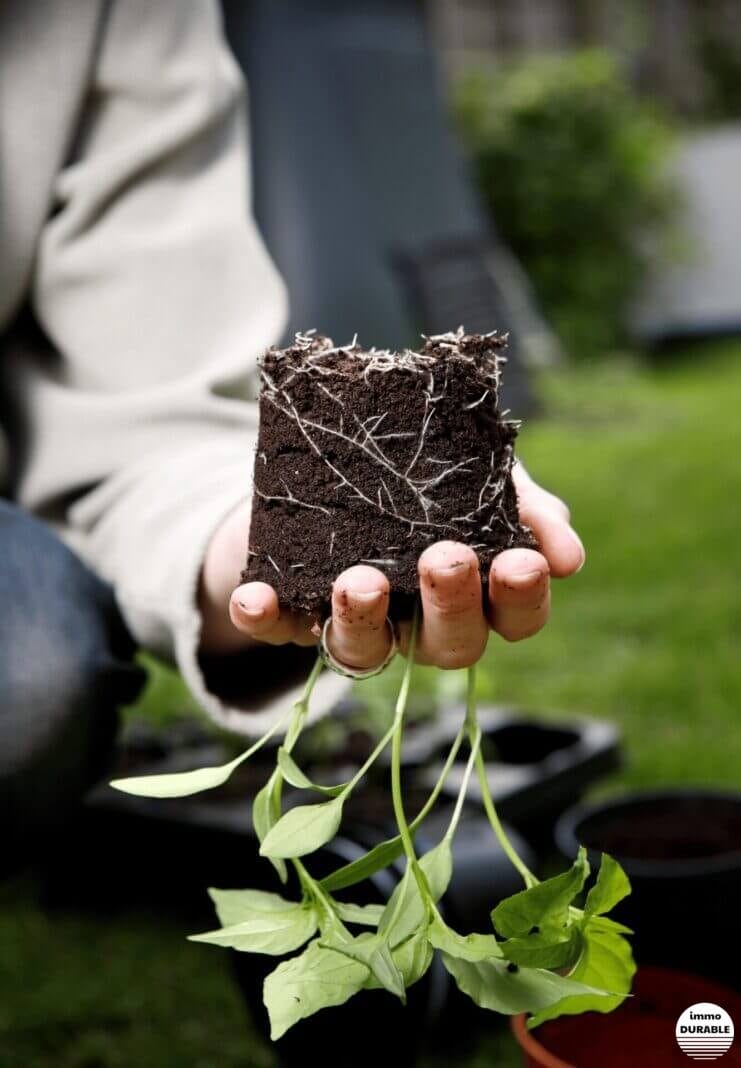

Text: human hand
xmin=199 ymin=464 xmax=584 ymax=671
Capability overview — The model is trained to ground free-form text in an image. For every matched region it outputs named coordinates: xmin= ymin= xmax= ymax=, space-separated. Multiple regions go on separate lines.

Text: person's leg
xmin=0 ymin=501 xmax=146 ymax=875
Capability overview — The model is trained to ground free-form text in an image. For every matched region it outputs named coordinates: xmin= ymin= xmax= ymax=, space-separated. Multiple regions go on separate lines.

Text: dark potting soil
xmin=242 ymin=329 xmax=537 ymax=617
xmin=579 ymin=796 xmax=741 ymax=862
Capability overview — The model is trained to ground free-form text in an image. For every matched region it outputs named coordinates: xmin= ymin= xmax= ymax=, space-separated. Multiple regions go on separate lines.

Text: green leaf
xmin=527 ymin=921 xmax=635 ymax=1028
xmin=260 ymin=797 xmax=344 ymax=860
xmin=110 ymin=711 xmax=289 ymax=798
xmin=421 ymin=840 xmax=455 ymax=898
xmin=189 ymin=903 xmax=317 ymax=955
xmin=248 ymin=686 xmax=318 ymax=881
xmin=252 ymin=773 xmax=280 ymax=844
xmin=442 ymin=953 xmax=614 ymax=1017
xmin=324 ymin=933 xmax=406 ymax=1001
xmin=427 ymin=915 xmax=502 ymax=962
xmin=392 ymin=928 xmax=434 ymax=988
xmin=110 ymin=753 xmax=246 ymax=799
xmin=378 ymin=840 xmax=453 ymax=947
xmin=252 ymin=770 xmax=287 ymax=883
xmin=333 ymin=901 xmax=384 ymax=927
xmin=590 ymin=914 xmax=634 ymax=936
xmin=492 ymin=848 xmax=590 ymax=939
xmin=320 ymin=832 xmax=408 ymax=895
xmin=584 ymin=854 xmax=631 ymax=917
xmin=362 ymin=927 xmax=434 ymax=991
xmin=318 ymin=726 xmax=466 ymax=894
xmin=501 ymin=927 xmax=582 ymax=970
xmin=263 ymin=939 xmax=368 ymax=1040
xmin=207 ymin=888 xmax=299 ymax=927
xmin=277 ymin=749 xmax=348 ymax=797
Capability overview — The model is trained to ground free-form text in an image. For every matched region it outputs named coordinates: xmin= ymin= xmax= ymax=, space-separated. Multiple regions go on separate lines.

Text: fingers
xmin=324 ymin=566 xmax=392 ymax=670
xmin=230 ymin=462 xmax=581 ymax=666
xmin=398 ymin=542 xmax=488 ymax=670
xmin=230 ymin=582 xmax=316 ymax=646
xmin=396 ymin=539 xmax=553 ymax=665
xmin=514 ymin=466 xmax=585 ymax=579
xmin=231 ymin=567 xmax=393 ymax=663
xmin=488 ymin=548 xmax=550 ymax=642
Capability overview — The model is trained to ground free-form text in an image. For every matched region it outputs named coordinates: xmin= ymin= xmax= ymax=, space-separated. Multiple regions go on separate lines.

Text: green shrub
xmin=455 ymin=50 xmax=677 ymax=359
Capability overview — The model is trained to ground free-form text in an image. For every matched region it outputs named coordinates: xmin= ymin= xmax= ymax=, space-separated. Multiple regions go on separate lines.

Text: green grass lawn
xmin=2 ymin=341 xmax=739 ymax=1068
xmin=482 ymin=340 xmax=741 ymax=790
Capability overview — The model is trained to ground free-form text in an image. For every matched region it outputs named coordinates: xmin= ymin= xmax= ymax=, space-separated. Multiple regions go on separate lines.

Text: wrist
xmin=198 ymin=501 xmax=252 ymax=654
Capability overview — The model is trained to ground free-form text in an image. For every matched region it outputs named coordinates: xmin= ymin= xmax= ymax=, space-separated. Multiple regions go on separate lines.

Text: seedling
xmin=111 ymin=331 xmax=634 ymax=1038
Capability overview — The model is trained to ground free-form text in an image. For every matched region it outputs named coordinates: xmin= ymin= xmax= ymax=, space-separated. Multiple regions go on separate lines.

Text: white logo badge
xmin=676 ymin=1002 xmax=735 ymax=1060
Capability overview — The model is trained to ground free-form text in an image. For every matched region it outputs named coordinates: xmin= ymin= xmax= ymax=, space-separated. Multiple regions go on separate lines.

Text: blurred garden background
xmin=3 ymin=1 xmax=741 ymax=1066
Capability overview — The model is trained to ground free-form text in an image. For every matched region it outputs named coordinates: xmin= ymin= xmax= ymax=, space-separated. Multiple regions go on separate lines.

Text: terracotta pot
xmin=511 ymin=966 xmax=741 ymax=1068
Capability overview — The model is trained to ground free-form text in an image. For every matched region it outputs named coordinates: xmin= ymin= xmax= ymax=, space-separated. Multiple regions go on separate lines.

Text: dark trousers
xmin=0 ymin=500 xmax=145 ymax=875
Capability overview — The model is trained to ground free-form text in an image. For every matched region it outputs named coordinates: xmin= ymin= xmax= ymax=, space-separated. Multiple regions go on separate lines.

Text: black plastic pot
xmin=408 ymin=704 xmax=620 ymax=850
xmin=106 ymin=703 xmax=620 ymax=851
xmin=42 ymin=705 xmax=618 ymax=1062
xmin=41 ymin=800 xmax=446 ymax=1066
xmin=556 ymin=789 xmax=741 ymax=988
xmin=43 ymin=742 xmax=533 ymax=1066
xmin=229 ymin=830 xmax=447 ymax=1068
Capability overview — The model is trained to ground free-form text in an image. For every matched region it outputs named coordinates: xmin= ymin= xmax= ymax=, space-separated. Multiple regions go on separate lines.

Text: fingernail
xmin=434 ymin=559 xmax=469 ymax=575
xmin=570 ymin=533 xmax=586 ymax=571
xmin=431 ymin=559 xmax=470 ymax=585
xmin=506 ymin=569 xmax=545 ymax=589
xmin=237 ymin=600 xmax=265 ymax=621
xmin=350 ymin=589 xmax=384 ymax=606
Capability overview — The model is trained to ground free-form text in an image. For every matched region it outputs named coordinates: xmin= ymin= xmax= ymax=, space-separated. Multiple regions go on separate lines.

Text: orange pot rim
xmin=511 ymin=1014 xmax=575 ymax=1068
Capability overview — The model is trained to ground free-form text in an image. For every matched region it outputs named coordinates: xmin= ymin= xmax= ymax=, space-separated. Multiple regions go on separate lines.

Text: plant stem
xmin=444 ymin=722 xmax=481 ymax=842
xmin=285 ymin=655 xmax=325 ymax=749
xmin=255 ymin=656 xmax=324 ymax=885
xmin=318 ymin=723 xmax=465 ymax=892
xmin=339 ymin=717 xmax=398 ymax=798
xmin=275 ymin=654 xmax=325 ymax=812
xmin=294 ymin=858 xmax=332 ymax=911
xmin=389 ymin=604 xmax=421 ymax=870
xmin=466 ymin=666 xmax=537 ymax=888
xmin=227 ymin=664 xmax=321 ymax=775
xmin=377 ymin=604 xmax=434 ymax=936
xmin=464 ymin=663 xmax=479 ymax=731
xmin=474 ymin=750 xmax=535 ymax=887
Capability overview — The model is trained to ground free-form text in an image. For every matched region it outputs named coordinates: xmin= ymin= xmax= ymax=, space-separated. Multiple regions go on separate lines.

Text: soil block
xmin=242 ymin=328 xmax=537 ymax=616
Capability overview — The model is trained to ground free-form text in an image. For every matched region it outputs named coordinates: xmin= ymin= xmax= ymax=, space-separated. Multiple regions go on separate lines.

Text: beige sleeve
xmin=14 ymin=0 xmax=345 ymax=734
